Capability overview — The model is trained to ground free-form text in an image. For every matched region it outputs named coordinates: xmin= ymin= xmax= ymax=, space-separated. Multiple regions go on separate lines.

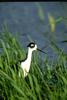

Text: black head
xmin=27 ymin=42 xmax=47 ymax=54
xmin=27 ymin=42 xmax=36 ymax=48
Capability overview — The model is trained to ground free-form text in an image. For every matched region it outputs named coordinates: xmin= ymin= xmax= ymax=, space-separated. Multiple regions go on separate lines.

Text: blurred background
xmin=0 ymin=2 xmax=67 ymax=61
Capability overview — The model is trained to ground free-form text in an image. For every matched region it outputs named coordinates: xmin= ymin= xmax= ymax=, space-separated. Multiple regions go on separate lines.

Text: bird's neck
xmin=27 ymin=48 xmax=32 ymax=62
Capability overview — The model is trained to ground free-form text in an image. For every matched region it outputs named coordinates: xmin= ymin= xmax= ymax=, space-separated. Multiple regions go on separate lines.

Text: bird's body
xmin=19 ymin=42 xmax=46 ymax=78
xmin=20 ymin=48 xmax=32 ymax=77
xmin=20 ymin=42 xmax=37 ymax=78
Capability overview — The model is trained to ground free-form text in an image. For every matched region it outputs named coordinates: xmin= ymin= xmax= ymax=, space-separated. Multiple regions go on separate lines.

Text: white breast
xmin=20 ymin=59 xmax=31 ymax=77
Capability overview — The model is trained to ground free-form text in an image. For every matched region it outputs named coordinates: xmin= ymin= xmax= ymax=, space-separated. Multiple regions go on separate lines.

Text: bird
xmin=19 ymin=42 xmax=46 ymax=78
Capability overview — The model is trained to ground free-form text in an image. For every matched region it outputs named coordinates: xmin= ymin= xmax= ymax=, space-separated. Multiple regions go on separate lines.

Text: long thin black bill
xmin=37 ymin=48 xmax=47 ymax=54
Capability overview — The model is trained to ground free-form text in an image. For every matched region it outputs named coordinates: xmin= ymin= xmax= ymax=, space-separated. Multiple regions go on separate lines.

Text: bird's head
xmin=27 ymin=42 xmax=37 ymax=52
xmin=27 ymin=42 xmax=46 ymax=54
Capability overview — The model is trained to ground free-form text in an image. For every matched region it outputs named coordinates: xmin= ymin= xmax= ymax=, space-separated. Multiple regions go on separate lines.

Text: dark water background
xmin=0 ymin=2 xmax=67 ymax=62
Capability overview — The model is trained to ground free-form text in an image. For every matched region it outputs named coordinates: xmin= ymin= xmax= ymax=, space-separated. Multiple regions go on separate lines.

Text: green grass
xmin=0 ymin=30 xmax=67 ymax=100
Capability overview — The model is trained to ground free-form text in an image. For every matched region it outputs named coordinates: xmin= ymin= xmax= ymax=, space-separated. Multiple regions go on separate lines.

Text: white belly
xmin=20 ymin=60 xmax=31 ymax=77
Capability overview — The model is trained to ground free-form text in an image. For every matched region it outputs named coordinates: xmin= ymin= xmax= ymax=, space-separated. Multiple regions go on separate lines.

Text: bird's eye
xmin=30 ymin=43 xmax=35 ymax=48
xmin=31 ymin=44 xmax=34 ymax=47
xmin=27 ymin=42 xmax=35 ymax=48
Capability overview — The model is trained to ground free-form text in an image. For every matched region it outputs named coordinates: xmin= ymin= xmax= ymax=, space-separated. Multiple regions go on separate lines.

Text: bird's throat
xmin=27 ymin=48 xmax=32 ymax=63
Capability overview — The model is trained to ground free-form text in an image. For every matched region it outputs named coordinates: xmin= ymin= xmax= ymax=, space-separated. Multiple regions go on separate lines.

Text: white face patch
xmin=27 ymin=42 xmax=35 ymax=48
xmin=31 ymin=44 xmax=34 ymax=47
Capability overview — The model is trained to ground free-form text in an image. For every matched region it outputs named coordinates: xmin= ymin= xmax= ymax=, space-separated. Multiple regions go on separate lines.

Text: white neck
xmin=27 ymin=48 xmax=33 ymax=62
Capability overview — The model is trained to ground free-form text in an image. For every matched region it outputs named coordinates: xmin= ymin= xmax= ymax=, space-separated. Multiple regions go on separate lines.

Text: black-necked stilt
xmin=19 ymin=42 xmax=46 ymax=78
